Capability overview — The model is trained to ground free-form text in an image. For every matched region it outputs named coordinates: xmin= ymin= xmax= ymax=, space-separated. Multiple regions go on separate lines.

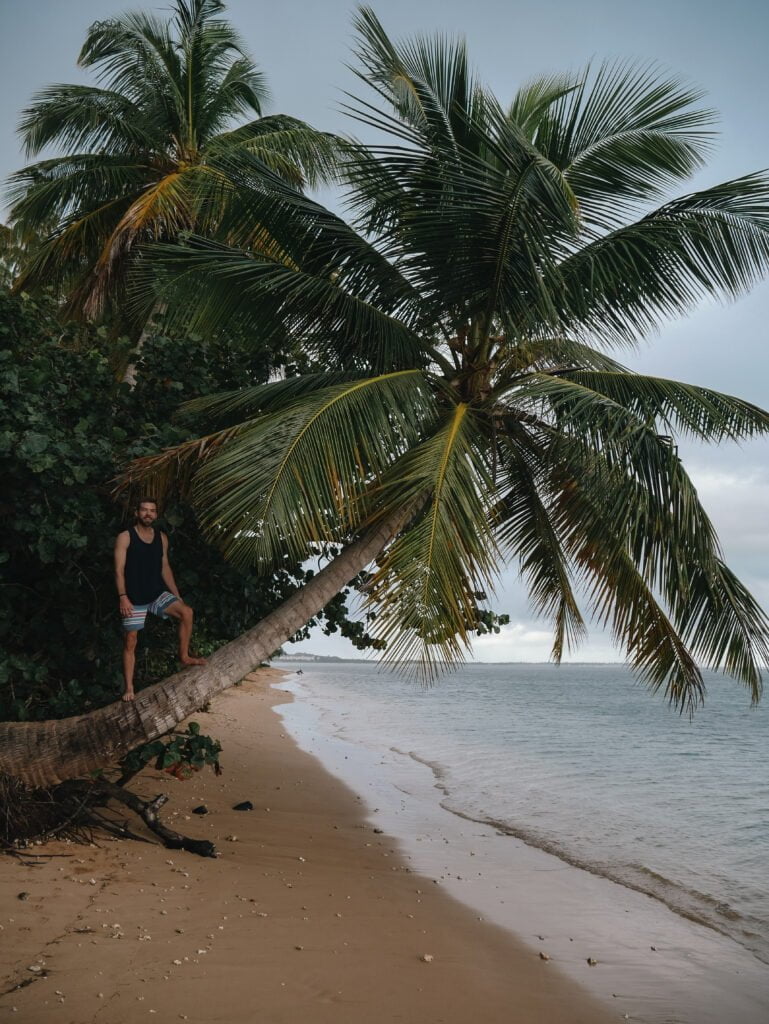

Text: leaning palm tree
xmin=3 ymin=8 xmax=769 ymax=788
xmin=5 ymin=0 xmax=339 ymax=326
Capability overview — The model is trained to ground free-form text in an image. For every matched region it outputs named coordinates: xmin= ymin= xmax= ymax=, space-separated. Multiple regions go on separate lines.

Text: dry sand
xmin=0 ymin=670 xmax=620 ymax=1023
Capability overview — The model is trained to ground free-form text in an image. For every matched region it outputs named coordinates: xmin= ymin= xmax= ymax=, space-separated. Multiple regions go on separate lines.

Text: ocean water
xmin=276 ymin=661 xmax=769 ymax=966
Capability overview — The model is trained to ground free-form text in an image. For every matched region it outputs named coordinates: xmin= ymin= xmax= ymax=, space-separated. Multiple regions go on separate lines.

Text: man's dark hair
xmin=135 ymin=496 xmax=158 ymax=511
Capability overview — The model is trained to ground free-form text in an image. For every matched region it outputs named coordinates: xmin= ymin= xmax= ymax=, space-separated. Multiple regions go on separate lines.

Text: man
xmin=114 ymin=498 xmax=205 ymax=701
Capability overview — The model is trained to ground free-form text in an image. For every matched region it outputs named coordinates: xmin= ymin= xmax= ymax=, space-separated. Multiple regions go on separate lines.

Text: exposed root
xmin=85 ymin=780 xmax=217 ymax=857
xmin=0 ymin=773 xmax=95 ymax=847
xmin=1 ymin=774 xmax=218 ymax=859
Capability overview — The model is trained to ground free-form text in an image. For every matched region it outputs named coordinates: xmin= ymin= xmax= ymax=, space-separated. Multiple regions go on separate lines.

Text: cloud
xmin=688 ymin=464 xmax=769 ymax=556
xmin=470 ymin=621 xmax=620 ymax=663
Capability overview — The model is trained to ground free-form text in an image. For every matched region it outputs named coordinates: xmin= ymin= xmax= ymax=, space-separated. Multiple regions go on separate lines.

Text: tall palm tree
xmin=3 ymin=8 xmax=769 ymax=788
xmin=5 ymin=0 xmax=340 ymax=323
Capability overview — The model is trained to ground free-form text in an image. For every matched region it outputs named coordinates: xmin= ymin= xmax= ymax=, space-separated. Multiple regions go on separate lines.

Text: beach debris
xmin=298 ymin=856 xmax=306 ymax=862
xmin=233 ymin=801 xmax=253 ymax=811
xmin=27 ymin=965 xmax=44 ymax=974
xmin=172 ymin=959 xmax=183 ymax=966
xmin=420 ymin=954 xmax=434 ymax=963
xmin=586 ymin=957 xmax=598 ymax=966
xmin=373 ymin=828 xmax=383 ymax=834
xmin=295 ymin=945 xmax=304 ymax=951
xmin=225 ymin=835 xmax=239 ymax=842
xmin=650 ymin=945 xmax=657 ymax=951
xmin=17 ymin=893 xmax=30 ymax=901
xmin=192 ymin=805 xmax=208 ymax=815
xmin=539 ymin=952 xmax=551 ymax=961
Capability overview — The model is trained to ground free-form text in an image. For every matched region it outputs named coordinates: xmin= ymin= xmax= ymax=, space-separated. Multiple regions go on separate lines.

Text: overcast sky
xmin=1 ymin=0 xmax=767 ymax=663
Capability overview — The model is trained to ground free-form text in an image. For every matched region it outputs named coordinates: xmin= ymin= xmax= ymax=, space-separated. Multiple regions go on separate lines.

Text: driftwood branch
xmin=59 ymin=779 xmax=218 ymax=858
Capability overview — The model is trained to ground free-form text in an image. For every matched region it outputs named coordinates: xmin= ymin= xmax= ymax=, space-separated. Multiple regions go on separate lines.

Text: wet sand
xmin=0 ymin=669 xmax=617 ymax=1023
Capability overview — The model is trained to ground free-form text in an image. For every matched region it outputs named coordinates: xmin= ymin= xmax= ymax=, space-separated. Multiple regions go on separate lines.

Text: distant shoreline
xmin=276 ymin=655 xmax=627 ymax=666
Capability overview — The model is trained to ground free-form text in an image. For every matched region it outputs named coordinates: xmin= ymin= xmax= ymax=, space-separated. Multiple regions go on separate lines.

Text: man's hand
xmin=119 ymin=595 xmax=134 ymax=618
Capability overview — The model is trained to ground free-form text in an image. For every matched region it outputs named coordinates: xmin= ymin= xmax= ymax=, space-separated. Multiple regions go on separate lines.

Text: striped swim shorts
xmin=122 ymin=591 xmax=179 ymax=632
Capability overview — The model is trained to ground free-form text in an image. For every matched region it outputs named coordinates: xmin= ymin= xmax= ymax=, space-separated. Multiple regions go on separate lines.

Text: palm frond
xmin=507 ymin=74 xmax=578 ymax=140
xmin=552 ymin=173 xmax=769 ymax=347
xmin=79 ymin=9 xmax=182 ymax=121
xmin=16 ymin=85 xmax=161 ymax=158
xmin=178 ymin=371 xmax=360 ymax=426
xmin=12 ymin=193 xmax=135 ymax=299
xmin=531 ymin=61 xmax=715 ymax=226
xmin=678 ymin=561 xmax=767 ymax=700
xmin=209 ymin=116 xmax=346 ymax=189
xmin=494 ymin=427 xmax=586 ymax=659
xmin=350 ymin=6 xmax=477 ymax=154
xmin=526 ymin=420 xmax=767 ymax=705
xmin=511 ymin=370 xmax=769 ymax=445
xmin=554 ymin=370 xmax=769 ymax=442
xmin=137 ymin=219 xmax=425 ymax=373
xmin=188 ymin=370 xmax=436 ymax=566
xmin=365 ymin=402 xmax=500 ymax=677
xmin=492 ymin=336 xmax=628 ymax=382
xmin=7 ymin=155 xmax=148 ymax=233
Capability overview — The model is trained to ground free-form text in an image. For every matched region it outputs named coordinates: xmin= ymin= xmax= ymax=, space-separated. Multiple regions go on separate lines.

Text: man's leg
xmin=164 ymin=600 xmax=206 ymax=667
xmin=122 ymin=629 xmax=139 ymax=701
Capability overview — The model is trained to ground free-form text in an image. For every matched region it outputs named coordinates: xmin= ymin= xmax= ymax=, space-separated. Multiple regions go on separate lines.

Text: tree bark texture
xmin=121 ymin=301 xmax=166 ymax=388
xmin=0 ymin=511 xmax=404 ymax=788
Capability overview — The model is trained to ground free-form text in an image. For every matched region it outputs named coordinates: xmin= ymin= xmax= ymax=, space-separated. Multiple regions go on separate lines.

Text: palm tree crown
xmin=124 ymin=7 xmax=769 ymax=710
xmin=6 ymin=0 xmax=340 ymax=318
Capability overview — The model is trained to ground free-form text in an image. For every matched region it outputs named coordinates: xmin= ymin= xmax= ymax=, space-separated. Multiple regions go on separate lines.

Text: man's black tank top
xmin=124 ymin=526 xmax=166 ymax=604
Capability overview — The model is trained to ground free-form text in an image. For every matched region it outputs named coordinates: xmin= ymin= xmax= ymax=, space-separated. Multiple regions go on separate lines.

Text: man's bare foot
xmin=180 ymin=655 xmax=206 ymax=667
xmin=122 ymin=689 xmax=135 ymax=702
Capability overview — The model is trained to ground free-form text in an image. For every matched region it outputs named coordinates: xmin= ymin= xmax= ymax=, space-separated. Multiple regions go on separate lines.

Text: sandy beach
xmin=0 ymin=669 xmax=620 ymax=1024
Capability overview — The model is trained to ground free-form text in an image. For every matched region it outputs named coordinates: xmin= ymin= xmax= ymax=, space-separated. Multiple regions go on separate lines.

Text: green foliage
xmin=119 ymin=722 xmax=222 ymax=780
xmin=7 ymin=0 xmax=343 ymax=321
xmin=0 ymin=287 xmax=373 ymax=722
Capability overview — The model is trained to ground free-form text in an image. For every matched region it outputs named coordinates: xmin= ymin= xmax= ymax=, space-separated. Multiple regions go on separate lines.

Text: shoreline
xmin=0 ymin=669 xmax=616 ymax=1024
xmin=277 ymin=669 xmax=769 ymax=1024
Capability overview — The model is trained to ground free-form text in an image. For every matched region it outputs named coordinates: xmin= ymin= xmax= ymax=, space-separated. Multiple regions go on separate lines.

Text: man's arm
xmin=160 ymin=533 xmax=181 ymax=598
xmin=114 ymin=531 xmax=133 ymax=617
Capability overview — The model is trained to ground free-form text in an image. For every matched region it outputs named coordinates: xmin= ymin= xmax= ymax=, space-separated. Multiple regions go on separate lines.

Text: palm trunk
xmin=0 ymin=509 xmax=406 ymax=788
xmin=121 ymin=301 xmax=166 ymax=388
